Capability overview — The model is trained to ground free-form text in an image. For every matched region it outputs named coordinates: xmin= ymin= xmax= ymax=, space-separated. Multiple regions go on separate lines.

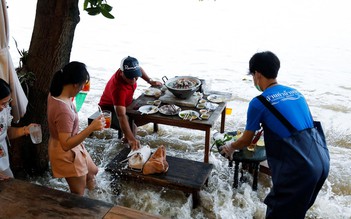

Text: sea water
xmin=7 ymin=0 xmax=351 ymax=218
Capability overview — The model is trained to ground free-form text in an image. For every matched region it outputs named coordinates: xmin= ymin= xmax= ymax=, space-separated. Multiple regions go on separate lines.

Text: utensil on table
xmin=170 ymin=104 xmax=178 ymax=114
xmin=189 ymin=112 xmax=194 ymax=121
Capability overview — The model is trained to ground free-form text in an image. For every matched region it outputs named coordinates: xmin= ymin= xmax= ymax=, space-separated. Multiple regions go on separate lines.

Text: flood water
xmin=7 ymin=0 xmax=351 ymax=218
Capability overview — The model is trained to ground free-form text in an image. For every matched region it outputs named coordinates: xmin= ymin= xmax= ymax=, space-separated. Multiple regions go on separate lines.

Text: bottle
xmin=252 ymin=129 xmax=263 ymax=144
xmin=247 ymin=128 xmax=263 ymax=151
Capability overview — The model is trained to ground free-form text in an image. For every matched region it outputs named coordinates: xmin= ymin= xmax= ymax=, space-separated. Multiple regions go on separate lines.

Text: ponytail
xmin=49 ymin=70 xmax=64 ymax=97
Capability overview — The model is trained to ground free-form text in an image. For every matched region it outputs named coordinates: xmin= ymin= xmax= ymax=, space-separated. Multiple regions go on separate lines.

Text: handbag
xmin=143 ymin=145 xmax=169 ymax=175
xmin=128 ymin=145 xmax=152 ymax=171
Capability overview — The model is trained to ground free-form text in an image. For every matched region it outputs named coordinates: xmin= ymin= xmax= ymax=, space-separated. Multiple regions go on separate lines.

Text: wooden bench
xmin=105 ymin=147 xmax=213 ymax=208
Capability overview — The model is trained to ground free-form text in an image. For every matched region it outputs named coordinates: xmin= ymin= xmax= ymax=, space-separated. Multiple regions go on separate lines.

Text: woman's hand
xmin=23 ymin=123 xmax=40 ymax=136
xmin=90 ymin=115 xmax=105 ymax=131
xmin=0 ymin=172 xmax=10 ymax=180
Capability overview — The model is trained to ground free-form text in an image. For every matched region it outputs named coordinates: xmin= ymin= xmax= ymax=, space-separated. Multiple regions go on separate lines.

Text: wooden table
xmin=106 ymin=147 xmax=213 ymax=208
xmin=126 ymin=93 xmax=228 ymax=163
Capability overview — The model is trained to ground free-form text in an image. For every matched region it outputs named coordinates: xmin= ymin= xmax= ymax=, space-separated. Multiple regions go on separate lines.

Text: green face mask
xmin=255 ymin=83 xmax=262 ymax=92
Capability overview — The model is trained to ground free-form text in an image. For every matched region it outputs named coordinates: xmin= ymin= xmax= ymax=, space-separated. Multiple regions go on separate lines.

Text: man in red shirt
xmin=99 ymin=56 xmax=162 ymax=150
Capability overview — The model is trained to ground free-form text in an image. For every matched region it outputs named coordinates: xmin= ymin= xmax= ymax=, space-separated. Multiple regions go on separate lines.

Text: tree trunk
xmin=10 ymin=0 xmax=80 ymax=177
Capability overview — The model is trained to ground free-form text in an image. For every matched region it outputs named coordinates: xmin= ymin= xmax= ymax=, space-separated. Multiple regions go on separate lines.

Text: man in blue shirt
xmin=220 ymin=51 xmax=329 ymax=219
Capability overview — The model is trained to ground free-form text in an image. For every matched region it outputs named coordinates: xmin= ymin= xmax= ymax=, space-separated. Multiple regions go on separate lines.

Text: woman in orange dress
xmin=47 ymin=62 xmax=104 ymax=195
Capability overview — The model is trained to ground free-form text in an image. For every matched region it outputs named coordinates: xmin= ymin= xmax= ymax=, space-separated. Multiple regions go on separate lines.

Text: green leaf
xmin=85 ymin=7 xmax=101 ymax=16
xmin=83 ymin=0 xmax=114 ymax=19
xmin=101 ymin=3 xmax=113 ymax=12
xmin=101 ymin=9 xmax=115 ymax=19
xmin=83 ymin=0 xmax=89 ymax=9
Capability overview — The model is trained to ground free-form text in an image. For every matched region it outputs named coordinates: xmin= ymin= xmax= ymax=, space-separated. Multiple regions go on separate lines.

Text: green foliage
xmin=211 ymin=133 xmax=234 ymax=152
xmin=214 ymin=134 xmax=233 ymax=147
xmin=84 ymin=0 xmax=114 ymax=19
xmin=13 ymin=38 xmax=36 ymax=97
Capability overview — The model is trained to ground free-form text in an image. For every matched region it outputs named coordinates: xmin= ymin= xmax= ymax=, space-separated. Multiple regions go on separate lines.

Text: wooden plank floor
xmin=0 ymin=178 xmax=166 ymax=219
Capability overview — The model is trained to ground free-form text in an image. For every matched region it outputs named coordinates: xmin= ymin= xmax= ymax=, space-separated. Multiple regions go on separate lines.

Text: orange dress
xmin=47 ymin=95 xmax=94 ymax=178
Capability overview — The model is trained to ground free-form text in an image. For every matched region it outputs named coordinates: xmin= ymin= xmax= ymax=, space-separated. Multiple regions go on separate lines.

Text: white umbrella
xmin=0 ymin=0 xmax=28 ymax=123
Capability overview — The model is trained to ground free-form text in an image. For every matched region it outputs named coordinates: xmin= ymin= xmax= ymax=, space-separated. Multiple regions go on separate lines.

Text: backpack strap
xmin=257 ymin=95 xmax=297 ymax=133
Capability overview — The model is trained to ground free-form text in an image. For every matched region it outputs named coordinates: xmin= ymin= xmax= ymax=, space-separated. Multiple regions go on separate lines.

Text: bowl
xmin=196 ymin=103 xmax=206 ymax=109
xmin=162 ymin=76 xmax=201 ymax=99
xmin=200 ymin=114 xmax=209 ymax=120
xmin=199 ymin=109 xmax=208 ymax=114
xmin=199 ymin=99 xmax=207 ymax=104
xmin=153 ymin=100 xmax=161 ymax=106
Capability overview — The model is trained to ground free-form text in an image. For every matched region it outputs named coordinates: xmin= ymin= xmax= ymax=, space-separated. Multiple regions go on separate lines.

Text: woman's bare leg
xmin=66 ymin=175 xmax=87 ymax=196
xmin=86 ymin=153 xmax=98 ymax=190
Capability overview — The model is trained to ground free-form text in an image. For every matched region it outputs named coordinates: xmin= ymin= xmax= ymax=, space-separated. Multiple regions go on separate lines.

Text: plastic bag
xmin=128 ymin=145 xmax=151 ymax=170
xmin=143 ymin=145 xmax=169 ymax=175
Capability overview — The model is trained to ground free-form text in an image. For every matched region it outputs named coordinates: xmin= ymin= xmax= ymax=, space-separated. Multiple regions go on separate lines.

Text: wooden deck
xmin=0 ymin=178 xmax=166 ymax=219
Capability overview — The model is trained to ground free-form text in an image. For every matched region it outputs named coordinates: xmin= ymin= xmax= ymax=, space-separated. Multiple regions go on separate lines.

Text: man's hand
xmin=150 ymin=80 xmax=162 ymax=87
xmin=219 ymin=142 xmax=236 ymax=160
xmin=128 ymin=138 xmax=140 ymax=151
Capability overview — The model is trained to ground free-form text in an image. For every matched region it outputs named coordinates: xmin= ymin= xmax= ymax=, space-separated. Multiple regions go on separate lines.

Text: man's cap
xmin=120 ymin=56 xmax=142 ymax=79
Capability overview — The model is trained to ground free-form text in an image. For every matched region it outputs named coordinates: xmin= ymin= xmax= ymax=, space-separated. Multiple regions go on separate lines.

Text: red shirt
xmin=99 ymin=69 xmax=137 ymax=107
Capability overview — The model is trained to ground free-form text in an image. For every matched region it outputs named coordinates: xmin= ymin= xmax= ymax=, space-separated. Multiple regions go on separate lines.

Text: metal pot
xmin=162 ymin=76 xmax=201 ymax=99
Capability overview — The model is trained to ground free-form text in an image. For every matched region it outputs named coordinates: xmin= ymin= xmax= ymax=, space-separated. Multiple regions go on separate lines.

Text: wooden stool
xmin=106 ymin=147 xmax=213 ymax=208
xmin=228 ymin=146 xmax=267 ymax=190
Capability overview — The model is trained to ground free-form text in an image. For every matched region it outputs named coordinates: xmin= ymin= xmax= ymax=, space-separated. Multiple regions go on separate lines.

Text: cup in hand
xmin=29 ymin=124 xmax=42 ymax=144
xmin=102 ymin=110 xmax=112 ymax=128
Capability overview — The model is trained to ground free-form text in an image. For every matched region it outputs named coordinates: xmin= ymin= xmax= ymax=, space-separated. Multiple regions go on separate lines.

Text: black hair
xmin=49 ymin=61 xmax=90 ymax=97
xmin=249 ymin=51 xmax=280 ymax=79
xmin=0 ymin=78 xmax=11 ymax=99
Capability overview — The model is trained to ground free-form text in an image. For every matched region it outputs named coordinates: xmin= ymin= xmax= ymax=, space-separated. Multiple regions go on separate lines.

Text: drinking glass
xmin=102 ymin=110 xmax=112 ymax=128
xmin=29 ymin=124 xmax=42 ymax=144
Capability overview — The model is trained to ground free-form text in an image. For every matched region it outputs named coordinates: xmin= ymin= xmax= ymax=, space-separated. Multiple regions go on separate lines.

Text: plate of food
xmin=144 ymin=87 xmax=162 ymax=97
xmin=159 ymin=104 xmax=181 ymax=115
xmin=178 ymin=110 xmax=199 ymax=120
xmin=138 ymin=105 xmax=159 ymax=114
xmin=207 ymin=94 xmax=226 ymax=103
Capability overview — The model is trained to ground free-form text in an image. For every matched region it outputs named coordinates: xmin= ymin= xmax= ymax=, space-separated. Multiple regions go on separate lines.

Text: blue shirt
xmin=246 ymin=85 xmax=313 ymax=138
